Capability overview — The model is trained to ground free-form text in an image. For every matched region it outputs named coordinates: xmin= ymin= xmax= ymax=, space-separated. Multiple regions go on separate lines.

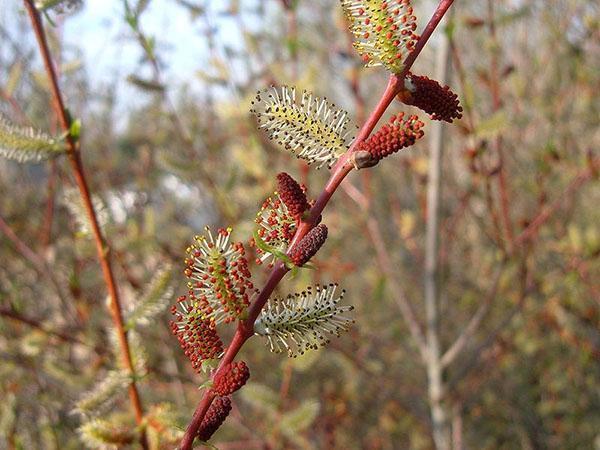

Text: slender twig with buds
xmin=175 ymin=1 xmax=458 ymax=448
xmin=20 ymin=1 xmax=148 ymax=447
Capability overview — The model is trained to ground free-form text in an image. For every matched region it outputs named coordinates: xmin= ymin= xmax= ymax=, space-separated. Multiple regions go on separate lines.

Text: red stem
xmin=179 ymin=2 xmax=455 ymax=447
xmin=22 ymin=1 xmax=147 ymax=447
xmin=401 ymin=0 xmax=456 ymax=74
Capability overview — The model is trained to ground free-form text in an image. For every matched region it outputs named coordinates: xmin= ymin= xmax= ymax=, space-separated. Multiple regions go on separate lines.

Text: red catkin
xmin=356 ymin=112 xmax=425 ymax=162
xmin=398 ymin=73 xmax=463 ymax=123
xmin=170 ymin=295 xmax=224 ymax=373
xmin=197 ymin=396 xmax=232 ymax=441
xmin=289 ymin=224 xmax=328 ymax=266
xmin=276 ymin=172 xmax=310 ymax=219
xmin=213 ymin=361 xmax=250 ymax=396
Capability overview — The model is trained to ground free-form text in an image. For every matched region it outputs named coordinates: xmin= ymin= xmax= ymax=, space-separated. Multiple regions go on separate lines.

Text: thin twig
xmin=514 ymin=163 xmax=597 ymax=247
xmin=22 ymin=2 xmax=147 ymax=446
xmin=0 ymin=305 xmax=86 ymax=348
xmin=487 ymin=0 xmax=514 ymax=252
xmin=366 ymin=215 xmax=428 ymax=358
xmin=440 ymin=262 xmax=506 ymax=368
xmin=0 ymin=213 xmax=76 ymax=320
xmin=446 ymin=273 xmax=531 ymax=394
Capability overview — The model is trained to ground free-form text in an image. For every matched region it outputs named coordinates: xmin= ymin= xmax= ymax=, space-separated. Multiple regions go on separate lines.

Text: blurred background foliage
xmin=0 ymin=0 xmax=599 ymax=449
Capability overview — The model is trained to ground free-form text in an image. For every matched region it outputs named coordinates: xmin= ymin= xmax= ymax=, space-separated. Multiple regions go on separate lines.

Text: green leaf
xmin=253 ymin=230 xmax=294 ymax=267
xmin=69 ymin=119 xmax=82 ymax=140
xmin=126 ymin=74 xmax=165 ymax=92
xmin=198 ymin=379 xmax=214 ymax=390
xmin=444 ymin=19 xmax=456 ymax=40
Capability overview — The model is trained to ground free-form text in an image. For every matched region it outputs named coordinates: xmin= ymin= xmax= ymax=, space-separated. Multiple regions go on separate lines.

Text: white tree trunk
xmin=424 ymin=11 xmax=453 ymax=450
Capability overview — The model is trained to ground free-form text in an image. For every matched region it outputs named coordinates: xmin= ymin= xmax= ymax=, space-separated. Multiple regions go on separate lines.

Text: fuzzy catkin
xmin=197 ymin=396 xmax=232 ymax=441
xmin=276 ymin=172 xmax=310 ymax=218
xmin=289 ymin=224 xmax=328 ymax=266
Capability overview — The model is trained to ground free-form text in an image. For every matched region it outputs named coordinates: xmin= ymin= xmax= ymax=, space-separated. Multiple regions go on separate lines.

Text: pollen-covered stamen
xmin=213 ymin=361 xmax=250 ymax=396
xmin=254 ymin=284 xmax=355 ymax=357
xmin=276 ymin=172 xmax=310 ymax=219
xmin=251 ymin=194 xmax=297 ymax=267
xmin=184 ymin=227 xmax=255 ymax=324
xmin=289 ymin=223 xmax=328 ymax=267
xmin=250 ymin=86 xmax=354 ymax=169
xmin=197 ymin=396 xmax=232 ymax=442
xmin=398 ymin=73 xmax=463 ymax=123
xmin=169 ymin=295 xmax=224 ymax=373
xmin=356 ymin=112 xmax=424 ymax=162
xmin=342 ymin=0 xmax=419 ymax=73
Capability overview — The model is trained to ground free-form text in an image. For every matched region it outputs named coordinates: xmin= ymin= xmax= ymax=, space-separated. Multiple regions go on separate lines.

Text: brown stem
xmin=342 ymin=180 xmax=429 ymax=357
xmin=366 ymin=216 xmax=428 ymax=358
xmin=39 ymin=160 xmax=58 ymax=248
xmin=0 ymin=305 xmax=86 ymax=348
xmin=22 ymin=2 xmax=147 ymax=446
xmin=0 ymin=213 xmax=75 ymax=320
xmin=179 ymin=2 xmax=456 ymax=446
xmin=440 ymin=262 xmax=506 ymax=368
xmin=514 ymin=164 xmax=596 ymax=247
xmin=487 ymin=0 xmax=514 ymax=251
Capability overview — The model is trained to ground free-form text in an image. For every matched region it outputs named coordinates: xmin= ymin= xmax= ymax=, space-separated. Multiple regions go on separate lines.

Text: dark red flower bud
xmin=289 ymin=224 xmax=328 ymax=266
xmin=213 ymin=361 xmax=250 ymax=396
xmin=398 ymin=73 xmax=463 ymax=123
xmin=356 ymin=113 xmax=424 ymax=162
xmin=197 ymin=396 xmax=232 ymax=442
xmin=276 ymin=172 xmax=310 ymax=218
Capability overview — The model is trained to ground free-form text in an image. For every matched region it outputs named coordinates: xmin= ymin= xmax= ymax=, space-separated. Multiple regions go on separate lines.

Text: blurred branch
xmin=514 ymin=160 xmax=598 ymax=247
xmin=0 ymin=212 xmax=75 ymax=320
xmin=122 ymin=0 xmax=235 ymax=222
xmin=447 ymin=264 xmax=532 ymax=394
xmin=423 ymin=11 xmax=452 ymax=448
xmin=22 ymin=2 xmax=147 ymax=446
xmin=487 ymin=0 xmax=514 ymax=252
xmin=342 ymin=178 xmax=427 ymax=359
xmin=0 ymin=305 xmax=88 ymax=348
xmin=366 ymin=215 xmax=428 ymax=358
xmin=440 ymin=262 xmax=506 ymax=368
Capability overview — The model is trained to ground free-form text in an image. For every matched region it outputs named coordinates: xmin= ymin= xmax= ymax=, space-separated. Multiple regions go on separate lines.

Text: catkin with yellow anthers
xmin=255 ymin=284 xmax=354 ymax=357
xmin=251 ymin=86 xmax=354 ymax=169
xmin=342 ymin=0 xmax=419 ymax=73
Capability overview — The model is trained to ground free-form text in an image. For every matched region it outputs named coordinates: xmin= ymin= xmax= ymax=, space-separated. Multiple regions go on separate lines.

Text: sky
xmin=54 ymin=0 xmax=257 ymax=113
xmin=62 ymin=0 xmax=212 ymax=86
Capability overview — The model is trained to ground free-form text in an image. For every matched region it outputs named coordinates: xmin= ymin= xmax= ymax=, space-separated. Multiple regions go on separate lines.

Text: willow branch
xmin=22 ymin=2 xmax=147 ymax=446
xmin=179 ymin=2 xmax=456 ymax=447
